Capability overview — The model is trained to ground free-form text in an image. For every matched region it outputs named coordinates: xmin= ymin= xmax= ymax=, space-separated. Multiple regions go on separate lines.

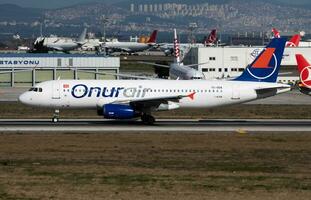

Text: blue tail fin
xmin=234 ymin=38 xmax=286 ymax=82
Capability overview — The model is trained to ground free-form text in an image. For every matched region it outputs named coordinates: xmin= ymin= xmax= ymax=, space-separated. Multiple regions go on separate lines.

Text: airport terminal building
xmin=0 ymin=54 xmax=120 ymax=87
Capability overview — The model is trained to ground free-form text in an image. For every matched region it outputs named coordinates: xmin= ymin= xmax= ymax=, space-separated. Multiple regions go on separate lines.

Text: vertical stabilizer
xmin=173 ymin=29 xmax=181 ymax=64
xmin=204 ymin=29 xmax=217 ymax=46
xmin=234 ymin=38 xmax=286 ymax=82
xmin=286 ymin=34 xmax=301 ymax=47
xmin=147 ymin=30 xmax=158 ymax=43
xmin=272 ymin=28 xmax=280 ymax=38
xmin=77 ymin=28 xmax=87 ymax=44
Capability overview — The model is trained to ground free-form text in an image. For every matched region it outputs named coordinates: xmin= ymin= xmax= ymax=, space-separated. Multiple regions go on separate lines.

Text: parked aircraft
xmin=140 ymin=29 xmax=205 ymax=80
xmin=103 ymin=30 xmax=158 ymax=54
xmin=31 ymin=28 xmax=87 ymax=53
xmin=295 ymin=54 xmax=311 ymax=95
xmin=19 ymin=38 xmax=290 ymax=124
xmin=272 ymin=28 xmax=301 ymax=47
xmin=159 ymin=29 xmax=218 ymax=56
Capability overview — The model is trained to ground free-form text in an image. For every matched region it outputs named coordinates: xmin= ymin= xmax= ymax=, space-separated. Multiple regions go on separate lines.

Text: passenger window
xmin=39 ymin=88 xmax=42 ymax=92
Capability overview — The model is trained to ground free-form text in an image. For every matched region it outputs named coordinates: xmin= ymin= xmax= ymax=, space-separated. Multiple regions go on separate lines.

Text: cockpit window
xmin=29 ymin=87 xmax=43 ymax=92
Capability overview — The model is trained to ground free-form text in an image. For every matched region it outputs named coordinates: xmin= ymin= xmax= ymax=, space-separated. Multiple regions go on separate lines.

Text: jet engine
xmin=98 ymin=104 xmax=140 ymax=119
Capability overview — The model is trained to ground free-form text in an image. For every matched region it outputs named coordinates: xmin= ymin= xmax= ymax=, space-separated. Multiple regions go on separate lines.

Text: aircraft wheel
xmin=52 ymin=117 xmax=59 ymax=123
xmin=52 ymin=109 xmax=60 ymax=123
xmin=141 ymin=114 xmax=155 ymax=125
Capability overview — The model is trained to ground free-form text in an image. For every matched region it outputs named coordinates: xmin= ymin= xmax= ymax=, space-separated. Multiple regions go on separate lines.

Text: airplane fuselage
xmin=19 ymin=80 xmax=290 ymax=110
xmin=104 ymin=42 xmax=155 ymax=53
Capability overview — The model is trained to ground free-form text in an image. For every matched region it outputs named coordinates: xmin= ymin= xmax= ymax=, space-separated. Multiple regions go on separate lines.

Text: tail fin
xmin=234 ymin=38 xmax=286 ymax=82
xmin=286 ymin=34 xmax=301 ymax=47
xmin=147 ymin=30 xmax=157 ymax=43
xmin=272 ymin=28 xmax=280 ymax=38
xmin=204 ymin=29 xmax=217 ymax=46
xmin=296 ymin=54 xmax=311 ymax=88
xmin=173 ymin=29 xmax=181 ymax=64
xmin=77 ymin=28 xmax=87 ymax=44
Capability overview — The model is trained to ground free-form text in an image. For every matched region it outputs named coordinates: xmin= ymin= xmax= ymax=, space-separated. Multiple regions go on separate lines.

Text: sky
xmin=0 ymin=0 xmax=310 ymax=9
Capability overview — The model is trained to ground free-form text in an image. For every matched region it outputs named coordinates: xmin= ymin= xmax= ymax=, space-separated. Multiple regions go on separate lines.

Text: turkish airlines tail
xmin=272 ymin=28 xmax=301 ymax=47
xmin=296 ymin=54 xmax=311 ymax=92
xmin=286 ymin=34 xmax=301 ymax=47
xmin=272 ymin=28 xmax=281 ymax=38
xmin=204 ymin=29 xmax=217 ymax=46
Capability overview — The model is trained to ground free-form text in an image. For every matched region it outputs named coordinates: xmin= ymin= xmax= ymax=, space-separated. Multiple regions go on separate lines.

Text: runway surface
xmin=0 ymin=119 xmax=311 ymax=132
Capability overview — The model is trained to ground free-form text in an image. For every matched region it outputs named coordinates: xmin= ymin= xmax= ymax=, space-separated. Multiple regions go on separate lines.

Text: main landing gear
xmin=141 ymin=114 xmax=155 ymax=125
xmin=52 ymin=109 xmax=60 ymax=123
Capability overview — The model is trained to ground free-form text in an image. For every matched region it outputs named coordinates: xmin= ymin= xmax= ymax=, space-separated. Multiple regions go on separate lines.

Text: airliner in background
xmin=272 ymin=28 xmax=301 ymax=47
xmin=31 ymin=28 xmax=87 ymax=53
xmin=19 ymin=38 xmax=290 ymax=124
xmin=295 ymin=54 xmax=311 ymax=95
xmin=140 ymin=29 xmax=205 ymax=80
xmin=159 ymin=29 xmax=218 ymax=56
xmin=103 ymin=30 xmax=158 ymax=54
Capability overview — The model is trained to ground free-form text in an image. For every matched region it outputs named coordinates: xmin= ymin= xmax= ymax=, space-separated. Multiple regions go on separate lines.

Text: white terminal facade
xmin=0 ymin=54 xmax=119 ymax=87
xmin=184 ymin=46 xmax=311 ymax=83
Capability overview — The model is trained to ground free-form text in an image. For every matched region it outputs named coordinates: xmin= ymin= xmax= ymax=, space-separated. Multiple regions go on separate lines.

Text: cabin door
xmin=52 ymin=81 xmax=61 ymax=99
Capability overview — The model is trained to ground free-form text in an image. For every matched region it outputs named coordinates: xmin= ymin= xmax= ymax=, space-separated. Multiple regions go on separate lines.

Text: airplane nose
xmin=19 ymin=92 xmax=31 ymax=105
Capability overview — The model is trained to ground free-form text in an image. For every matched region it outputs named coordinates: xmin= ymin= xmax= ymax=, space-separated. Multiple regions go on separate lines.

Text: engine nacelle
xmin=101 ymin=104 xmax=139 ymax=119
xmin=157 ymin=101 xmax=180 ymax=111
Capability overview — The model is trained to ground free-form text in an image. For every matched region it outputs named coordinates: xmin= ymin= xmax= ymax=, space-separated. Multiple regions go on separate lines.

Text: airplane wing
xmin=48 ymin=46 xmax=64 ymax=51
xmin=104 ymin=46 xmax=132 ymax=52
xmin=138 ymin=61 xmax=170 ymax=68
xmin=101 ymin=92 xmax=195 ymax=109
xmin=183 ymin=62 xmax=209 ymax=68
xmin=255 ymin=84 xmax=291 ymax=98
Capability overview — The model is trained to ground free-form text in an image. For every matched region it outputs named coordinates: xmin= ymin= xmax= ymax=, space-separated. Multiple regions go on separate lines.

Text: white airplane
xmin=32 ymin=28 xmax=87 ymax=53
xmin=140 ymin=29 xmax=205 ymax=80
xmin=19 ymin=38 xmax=290 ymax=124
xmin=159 ymin=29 xmax=218 ymax=56
xmin=103 ymin=30 xmax=158 ymax=54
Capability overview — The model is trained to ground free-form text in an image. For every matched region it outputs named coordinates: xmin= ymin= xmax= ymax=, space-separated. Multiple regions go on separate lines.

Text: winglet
xmin=187 ymin=92 xmax=195 ymax=100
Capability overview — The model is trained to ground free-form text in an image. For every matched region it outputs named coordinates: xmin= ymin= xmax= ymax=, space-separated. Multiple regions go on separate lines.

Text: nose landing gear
xmin=52 ymin=109 xmax=60 ymax=123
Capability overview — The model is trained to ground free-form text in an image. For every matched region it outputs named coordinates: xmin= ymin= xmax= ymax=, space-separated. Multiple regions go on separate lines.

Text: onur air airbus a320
xmin=19 ymin=38 xmax=290 ymax=124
